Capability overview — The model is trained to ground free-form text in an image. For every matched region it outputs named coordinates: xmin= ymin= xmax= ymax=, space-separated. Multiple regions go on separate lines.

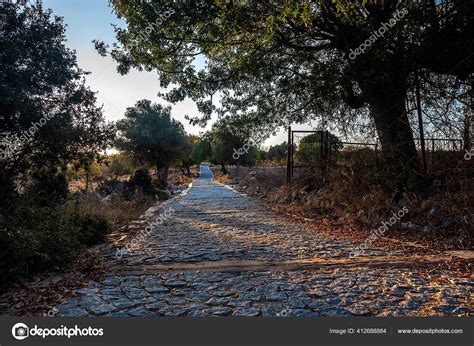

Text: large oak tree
xmin=99 ymin=0 xmax=473 ymax=182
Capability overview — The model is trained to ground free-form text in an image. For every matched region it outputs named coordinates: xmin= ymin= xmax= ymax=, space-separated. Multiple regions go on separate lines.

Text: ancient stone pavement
xmin=57 ymin=165 xmax=472 ymax=317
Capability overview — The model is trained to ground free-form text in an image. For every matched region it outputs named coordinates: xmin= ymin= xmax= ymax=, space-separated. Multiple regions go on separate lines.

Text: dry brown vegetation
xmin=226 ymin=151 xmax=473 ymax=252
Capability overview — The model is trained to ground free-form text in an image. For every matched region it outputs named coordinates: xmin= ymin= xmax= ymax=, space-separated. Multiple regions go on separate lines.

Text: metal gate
xmin=286 ymin=126 xmax=465 ymax=184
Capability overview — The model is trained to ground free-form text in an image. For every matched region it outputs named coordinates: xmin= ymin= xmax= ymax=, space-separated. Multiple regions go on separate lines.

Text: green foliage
xmin=0 ymin=200 xmax=110 ymax=291
xmin=24 ymin=167 xmax=69 ymax=205
xmin=115 ymin=99 xmax=188 ymax=186
xmin=108 ymin=154 xmax=135 ymax=178
xmin=296 ymin=132 xmax=342 ymax=163
xmin=210 ymin=118 xmax=257 ymax=167
xmin=267 ymin=142 xmax=288 ymax=162
xmin=0 ymin=2 xmax=114 ymax=195
xmin=179 ymin=134 xmax=196 ymax=172
xmin=255 ymin=149 xmax=268 ymax=162
xmin=127 ymin=168 xmax=155 ymax=196
xmin=110 ymin=159 xmax=128 ymax=178
xmin=192 ymin=135 xmax=213 ymax=164
xmin=71 ymin=207 xmax=110 ymax=246
xmin=0 ymin=2 xmax=116 ymax=291
xmin=101 ymin=0 xmax=473 ymax=173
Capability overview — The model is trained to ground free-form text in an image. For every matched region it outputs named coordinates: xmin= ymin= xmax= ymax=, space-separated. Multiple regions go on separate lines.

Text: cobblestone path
xmin=57 ymin=165 xmax=472 ymax=317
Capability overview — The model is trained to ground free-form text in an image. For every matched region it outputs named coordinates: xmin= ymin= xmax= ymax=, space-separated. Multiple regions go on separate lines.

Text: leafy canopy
xmin=0 ymin=2 xmax=114 ymax=196
xmin=99 ymin=0 xmax=473 ymax=139
xmin=115 ymin=99 xmax=189 ymax=170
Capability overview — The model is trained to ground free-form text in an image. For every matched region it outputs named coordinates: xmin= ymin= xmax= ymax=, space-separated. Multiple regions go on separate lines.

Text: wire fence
xmin=286 ymin=127 xmax=467 ymax=183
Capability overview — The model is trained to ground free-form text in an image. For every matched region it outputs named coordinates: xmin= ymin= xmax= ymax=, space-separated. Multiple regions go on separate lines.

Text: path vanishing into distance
xmin=57 ymin=165 xmax=472 ymax=317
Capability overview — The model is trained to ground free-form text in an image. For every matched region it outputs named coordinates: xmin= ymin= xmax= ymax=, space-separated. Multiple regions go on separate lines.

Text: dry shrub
xmin=80 ymin=191 xmax=155 ymax=232
xmin=210 ymin=167 xmax=232 ymax=183
xmin=236 ymin=167 xmax=286 ymax=196
xmin=169 ymin=174 xmax=193 ymax=186
xmin=167 ymin=168 xmax=195 ymax=187
xmin=237 ymin=147 xmax=472 ymax=249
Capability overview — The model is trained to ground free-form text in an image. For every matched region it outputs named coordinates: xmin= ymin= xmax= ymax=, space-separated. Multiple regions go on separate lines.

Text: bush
xmin=96 ymin=178 xmax=126 ymax=196
xmin=70 ymin=206 xmax=110 ymax=246
xmin=24 ymin=167 xmax=69 ymax=204
xmin=0 ymin=199 xmax=110 ymax=292
xmin=127 ymin=168 xmax=155 ymax=196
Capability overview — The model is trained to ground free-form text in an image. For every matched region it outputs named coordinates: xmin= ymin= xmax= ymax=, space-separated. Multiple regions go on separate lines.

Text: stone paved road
xmin=58 ymin=165 xmax=473 ymax=317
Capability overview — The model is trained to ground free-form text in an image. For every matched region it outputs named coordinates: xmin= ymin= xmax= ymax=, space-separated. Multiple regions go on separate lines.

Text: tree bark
xmin=85 ymin=168 xmax=90 ymax=193
xmin=156 ymin=165 xmax=169 ymax=189
xmin=220 ymin=164 xmax=227 ymax=175
xmin=361 ymin=78 xmax=421 ymax=185
xmin=463 ymin=81 xmax=473 ymax=152
xmin=464 ymin=109 xmax=472 ymax=152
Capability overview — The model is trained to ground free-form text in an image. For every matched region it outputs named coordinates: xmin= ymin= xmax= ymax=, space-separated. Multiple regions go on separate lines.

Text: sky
xmin=41 ymin=0 xmax=317 ymax=147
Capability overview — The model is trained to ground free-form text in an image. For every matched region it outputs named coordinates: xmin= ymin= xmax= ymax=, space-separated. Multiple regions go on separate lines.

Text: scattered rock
xmin=156 ymin=189 xmax=171 ymax=201
xmin=61 ymin=307 xmax=89 ymax=317
xmin=265 ymin=292 xmax=287 ymax=302
xmin=423 ymin=224 xmax=434 ymax=233
xmin=429 ymin=205 xmax=443 ymax=215
xmin=32 ymin=275 xmax=64 ymax=288
xmin=70 ymin=190 xmax=85 ymax=201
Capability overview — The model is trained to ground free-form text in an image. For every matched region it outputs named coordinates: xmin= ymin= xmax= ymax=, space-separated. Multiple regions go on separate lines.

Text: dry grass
xmin=80 ymin=192 xmax=155 ymax=233
xmin=228 ymin=150 xmax=473 ymax=251
xmin=234 ymin=166 xmax=286 ymax=197
xmin=210 ymin=166 xmax=232 ymax=183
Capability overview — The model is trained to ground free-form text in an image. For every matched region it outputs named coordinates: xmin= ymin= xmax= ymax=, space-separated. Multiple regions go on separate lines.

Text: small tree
xmin=296 ymin=132 xmax=342 ymax=163
xmin=107 ymin=153 xmax=136 ymax=180
xmin=180 ymin=134 xmax=197 ymax=175
xmin=210 ymin=118 xmax=256 ymax=173
xmin=115 ymin=100 xmax=188 ymax=188
xmin=267 ymin=142 xmax=288 ymax=162
xmin=110 ymin=159 xmax=128 ymax=180
xmin=192 ymin=134 xmax=213 ymax=164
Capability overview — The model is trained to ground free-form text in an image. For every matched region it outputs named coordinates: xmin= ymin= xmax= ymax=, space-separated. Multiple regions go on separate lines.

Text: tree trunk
xmin=156 ymin=165 xmax=169 ymax=189
xmin=85 ymin=168 xmax=90 ymax=193
xmin=464 ymin=109 xmax=472 ymax=152
xmin=463 ymin=81 xmax=473 ymax=152
xmin=371 ymin=97 xmax=418 ymax=165
xmin=220 ymin=164 xmax=227 ymax=175
xmin=362 ymin=79 xmax=422 ymax=187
